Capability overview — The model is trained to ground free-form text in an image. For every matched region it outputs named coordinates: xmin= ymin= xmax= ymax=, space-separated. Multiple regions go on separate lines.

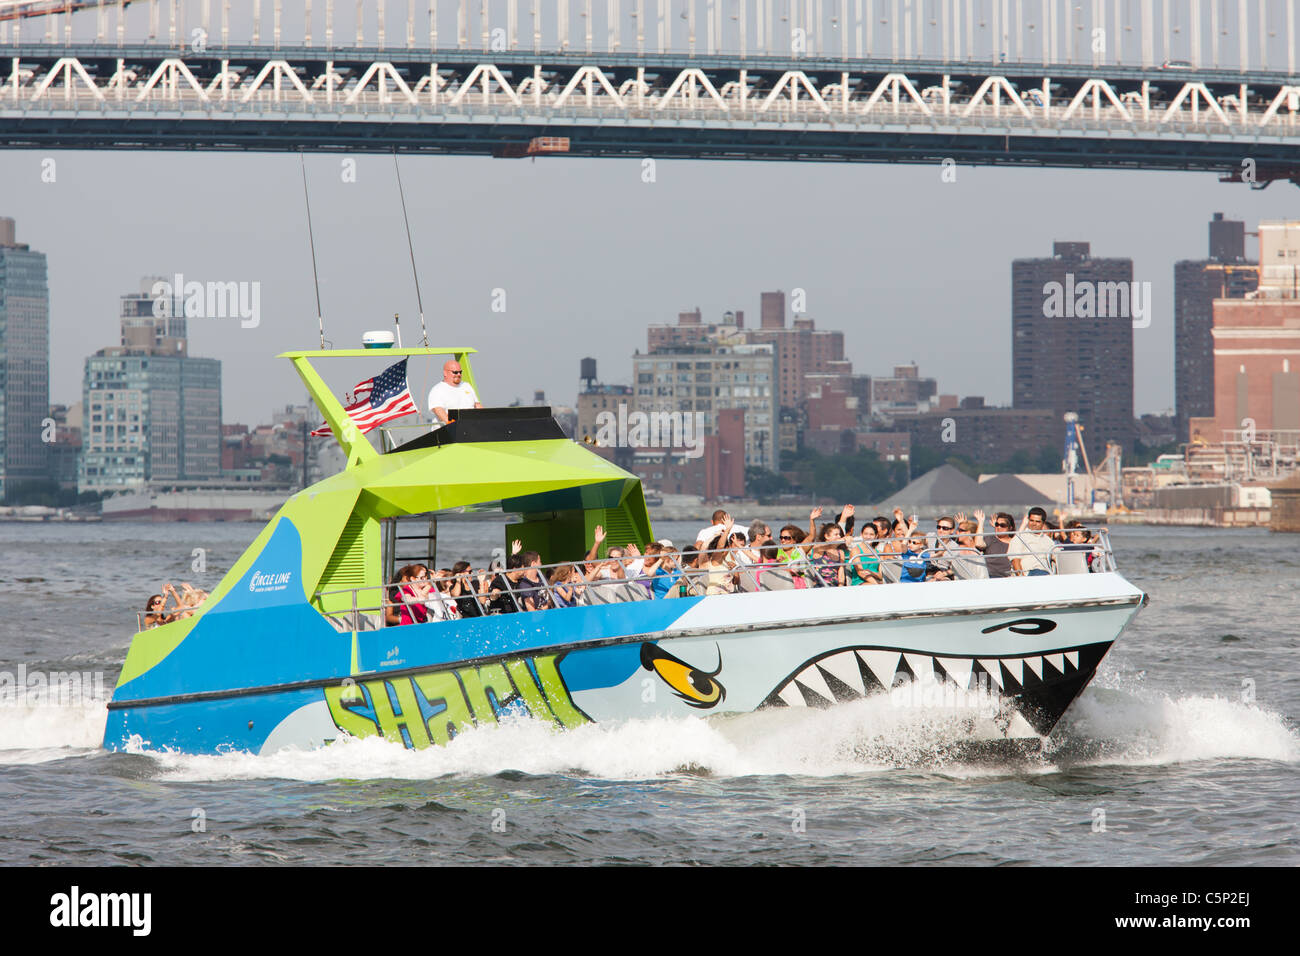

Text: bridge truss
xmin=3 ymin=44 xmax=1299 ymax=184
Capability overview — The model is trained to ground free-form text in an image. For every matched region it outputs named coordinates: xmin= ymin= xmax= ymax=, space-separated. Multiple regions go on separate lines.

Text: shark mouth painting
xmin=760 ymin=642 xmax=1114 ymax=737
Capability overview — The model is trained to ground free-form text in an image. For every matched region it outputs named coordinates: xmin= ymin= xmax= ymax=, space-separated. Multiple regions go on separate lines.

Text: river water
xmin=0 ymin=520 xmax=1295 ymax=866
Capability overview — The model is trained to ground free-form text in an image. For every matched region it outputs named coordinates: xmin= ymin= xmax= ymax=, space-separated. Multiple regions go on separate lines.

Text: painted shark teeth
xmin=767 ymin=648 xmax=1086 ymax=710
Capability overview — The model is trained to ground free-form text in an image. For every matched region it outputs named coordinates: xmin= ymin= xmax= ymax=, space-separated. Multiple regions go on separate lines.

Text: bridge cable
xmin=392 ymin=150 xmax=429 ymax=347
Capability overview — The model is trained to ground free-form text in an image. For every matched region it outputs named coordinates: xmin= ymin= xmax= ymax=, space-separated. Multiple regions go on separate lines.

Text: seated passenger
xmin=173 ymin=583 xmax=209 ymax=620
xmin=423 ymin=568 xmax=462 ymax=621
xmin=694 ymin=509 xmax=734 ymax=550
xmin=398 ymin=566 xmax=432 ymax=625
xmin=143 ymin=593 xmax=170 ymax=629
xmin=385 ymin=566 xmax=413 ymax=626
xmin=812 ymin=522 xmax=847 ymax=587
xmin=514 ymin=551 xmax=551 ymax=612
xmin=549 ymin=563 xmax=586 ymax=607
xmin=649 ymin=548 xmax=683 ymax=598
xmin=484 ymin=554 xmax=525 ymax=614
xmin=982 ymin=512 xmax=1017 ymax=579
xmin=899 ymin=533 xmax=940 ymax=583
xmin=1009 ymin=507 xmax=1054 ymax=576
xmin=948 ymin=518 xmax=990 ymax=580
xmin=847 ymin=526 xmax=883 ymax=585
xmin=450 ymin=561 xmax=486 ymax=617
xmin=702 ymin=533 xmax=738 ymax=595
xmin=1056 ymin=521 xmax=1100 ymax=573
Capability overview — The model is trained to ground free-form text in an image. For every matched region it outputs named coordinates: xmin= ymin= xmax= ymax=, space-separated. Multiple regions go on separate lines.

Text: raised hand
xmin=842 ymin=504 xmax=855 ymax=518
xmin=593 ymin=525 xmax=606 ymax=544
xmin=810 ymin=506 xmax=824 ymax=521
xmin=626 ymin=542 xmax=642 ymax=557
xmin=511 ymin=539 xmax=522 ymax=555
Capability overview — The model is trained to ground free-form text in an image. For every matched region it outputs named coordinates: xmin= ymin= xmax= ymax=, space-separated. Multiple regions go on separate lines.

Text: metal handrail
xmin=306 ymin=526 xmax=1118 ymax=625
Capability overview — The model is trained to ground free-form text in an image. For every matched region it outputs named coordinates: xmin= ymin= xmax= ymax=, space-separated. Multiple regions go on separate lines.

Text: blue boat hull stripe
xmin=107 ymin=594 xmax=1139 ymax=711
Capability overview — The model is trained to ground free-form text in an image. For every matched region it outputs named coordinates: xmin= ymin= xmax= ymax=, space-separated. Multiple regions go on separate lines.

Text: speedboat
xmin=103 ymin=347 xmax=1145 ymax=755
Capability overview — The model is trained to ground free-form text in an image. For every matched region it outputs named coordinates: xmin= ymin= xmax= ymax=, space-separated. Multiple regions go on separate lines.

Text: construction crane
xmin=1064 ymin=412 xmax=1126 ymax=513
xmin=0 ymin=1 xmax=140 ymax=23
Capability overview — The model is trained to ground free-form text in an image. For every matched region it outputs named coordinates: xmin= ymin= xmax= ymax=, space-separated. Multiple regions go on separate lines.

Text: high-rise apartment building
xmin=745 ymin=290 xmax=851 ymax=410
xmin=79 ymin=280 xmax=222 ymax=494
xmin=0 ymin=218 xmax=50 ymax=502
xmin=1012 ymin=241 xmax=1135 ymax=460
xmin=632 ymin=341 xmax=776 ymax=471
xmin=1174 ymin=213 xmax=1258 ymax=441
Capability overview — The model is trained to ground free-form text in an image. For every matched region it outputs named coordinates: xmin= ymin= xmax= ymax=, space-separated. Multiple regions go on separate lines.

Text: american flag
xmin=311 ymin=359 xmax=419 ymax=437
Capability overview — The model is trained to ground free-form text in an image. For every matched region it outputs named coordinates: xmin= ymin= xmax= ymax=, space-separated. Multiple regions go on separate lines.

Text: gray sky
xmin=2 ymin=149 xmax=1297 ymax=425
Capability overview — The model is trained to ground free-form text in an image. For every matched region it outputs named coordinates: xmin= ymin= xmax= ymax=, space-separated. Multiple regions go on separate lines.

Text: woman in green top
xmin=847 ymin=525 xmax=884 ymax=585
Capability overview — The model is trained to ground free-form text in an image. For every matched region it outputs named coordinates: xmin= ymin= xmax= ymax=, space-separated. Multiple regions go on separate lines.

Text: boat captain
xmin=428 ymin=359 xmax=482 ymax=428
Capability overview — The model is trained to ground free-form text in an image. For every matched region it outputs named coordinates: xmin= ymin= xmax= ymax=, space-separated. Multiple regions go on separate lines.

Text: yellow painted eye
xmin=641 ymin=644 xmax=726 ymax=710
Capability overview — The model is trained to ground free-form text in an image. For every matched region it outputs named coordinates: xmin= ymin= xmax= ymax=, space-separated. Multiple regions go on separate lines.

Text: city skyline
xmin=3 ymin=151 xmax=1299 ymax=427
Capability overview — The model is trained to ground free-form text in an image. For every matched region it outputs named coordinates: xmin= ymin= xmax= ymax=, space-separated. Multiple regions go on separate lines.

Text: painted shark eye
xmin=981 ymin=618 xmax=1058 ymax=635
xmin=640 ymin=644 xmax=725 ymax=709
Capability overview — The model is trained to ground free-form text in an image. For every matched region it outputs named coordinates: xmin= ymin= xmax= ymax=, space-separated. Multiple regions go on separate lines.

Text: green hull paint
xmin=324 ymin=653 xmax=589 ymax=748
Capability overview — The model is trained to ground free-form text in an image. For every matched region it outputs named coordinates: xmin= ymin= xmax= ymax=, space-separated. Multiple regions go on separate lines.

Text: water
xmin=0 ymin=520 xmax=1296 ymax=866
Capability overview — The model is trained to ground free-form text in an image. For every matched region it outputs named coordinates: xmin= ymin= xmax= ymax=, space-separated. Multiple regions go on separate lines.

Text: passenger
xmin=930 ymin=516 xmax=957 ymax=578
xmin=649 ymin=548 xmax=684 ymax=598
xmin=872 ymin=516 xmax=891 ymax=539
xmin=515 ymin=551 xmax=551 ymax=612
xmin=702 ymin=533 xmax=738 ymax=595
xmin=622 ymin=542 xmax=647 ymax=583
xmin=450 ymin=561 xmax=486 ymax=617
xmin=398 ymin=566 xmax=432 ymax=625
xmin=948 ymin=516 xmax=990 ymax=580
xmin=982 ymin=512 xmax=1017 ymax=579
xmin=730 ymin=530 xmax=759 ymax=566
xmin=899 ymin=532 xmax=936 ymax=583
xmin=776 ymin=525 xmax=806 ymax=562
xmin=425 ymin=568 xmax=462 ymax=621
xmin=677 ymin=548 xmax=707 ymax=595
xmin=847 ymin=525 xmax=884 ymax=585
xmin=634 ymin=543 xmax=664 ymax=596
xmin=484 ymin=554 xmax=524 ymax=614
xmin=812 ymin=522 xmax=847 ymax=587
xmin=876 ymin=511 xmax=912 ymax=578
xmin=549 ymin=563 xmax=586 ymax=607
xmin=1009 ymin=507 xmax=1054 ymax=577
xmin=385 ymin=566 xmax=414 ymax=626
xmin=143 ymin=593 xmax=171 ymax=629
xmin=1057 ymin=521 xmax=1100 ymax=573
xmin=748 ymin=522 xmax=773 ymax=552
xmin=695 ymin=509 xmax=734 ymax=550
xmin=173 ymin=583 xmax=209 ymax=620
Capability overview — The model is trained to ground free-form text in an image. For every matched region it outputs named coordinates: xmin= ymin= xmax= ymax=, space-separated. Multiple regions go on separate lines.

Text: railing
xmin=308 ymin=526 xmax=1119 ymax=632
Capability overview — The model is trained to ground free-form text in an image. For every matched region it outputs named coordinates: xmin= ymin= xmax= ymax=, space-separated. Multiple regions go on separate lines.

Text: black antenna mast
xmin=299 ymin=152 xmax=326 ymax=349
xmin=392 ymin=150 xmax=429 ymax=347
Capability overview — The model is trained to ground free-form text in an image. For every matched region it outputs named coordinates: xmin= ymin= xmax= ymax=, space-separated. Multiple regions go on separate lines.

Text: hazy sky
xmin=2 ymin=149 xmax=1297 ymax=425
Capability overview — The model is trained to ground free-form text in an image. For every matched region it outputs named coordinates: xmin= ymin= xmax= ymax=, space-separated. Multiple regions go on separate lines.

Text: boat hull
xmin=104 ymin=573 xmax=1144 ymax=756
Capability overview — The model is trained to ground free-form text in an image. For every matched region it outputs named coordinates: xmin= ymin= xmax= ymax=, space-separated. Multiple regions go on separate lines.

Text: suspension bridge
xmin=2 ymin=1 xmax=1298 ymax=183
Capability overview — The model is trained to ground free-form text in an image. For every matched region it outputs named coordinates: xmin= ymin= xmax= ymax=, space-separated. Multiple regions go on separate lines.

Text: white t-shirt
xmin=696 ymin=523 xmax=733 ymax=549
xmin=1008 ymin=532 xmax=1054 ymax=574
xmin=428 ymin=381 xmax=480 ymax=425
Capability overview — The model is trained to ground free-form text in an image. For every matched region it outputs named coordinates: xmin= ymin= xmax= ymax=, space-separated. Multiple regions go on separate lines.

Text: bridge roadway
xmin=3 ymin=43 xmax=1300 ymax=182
